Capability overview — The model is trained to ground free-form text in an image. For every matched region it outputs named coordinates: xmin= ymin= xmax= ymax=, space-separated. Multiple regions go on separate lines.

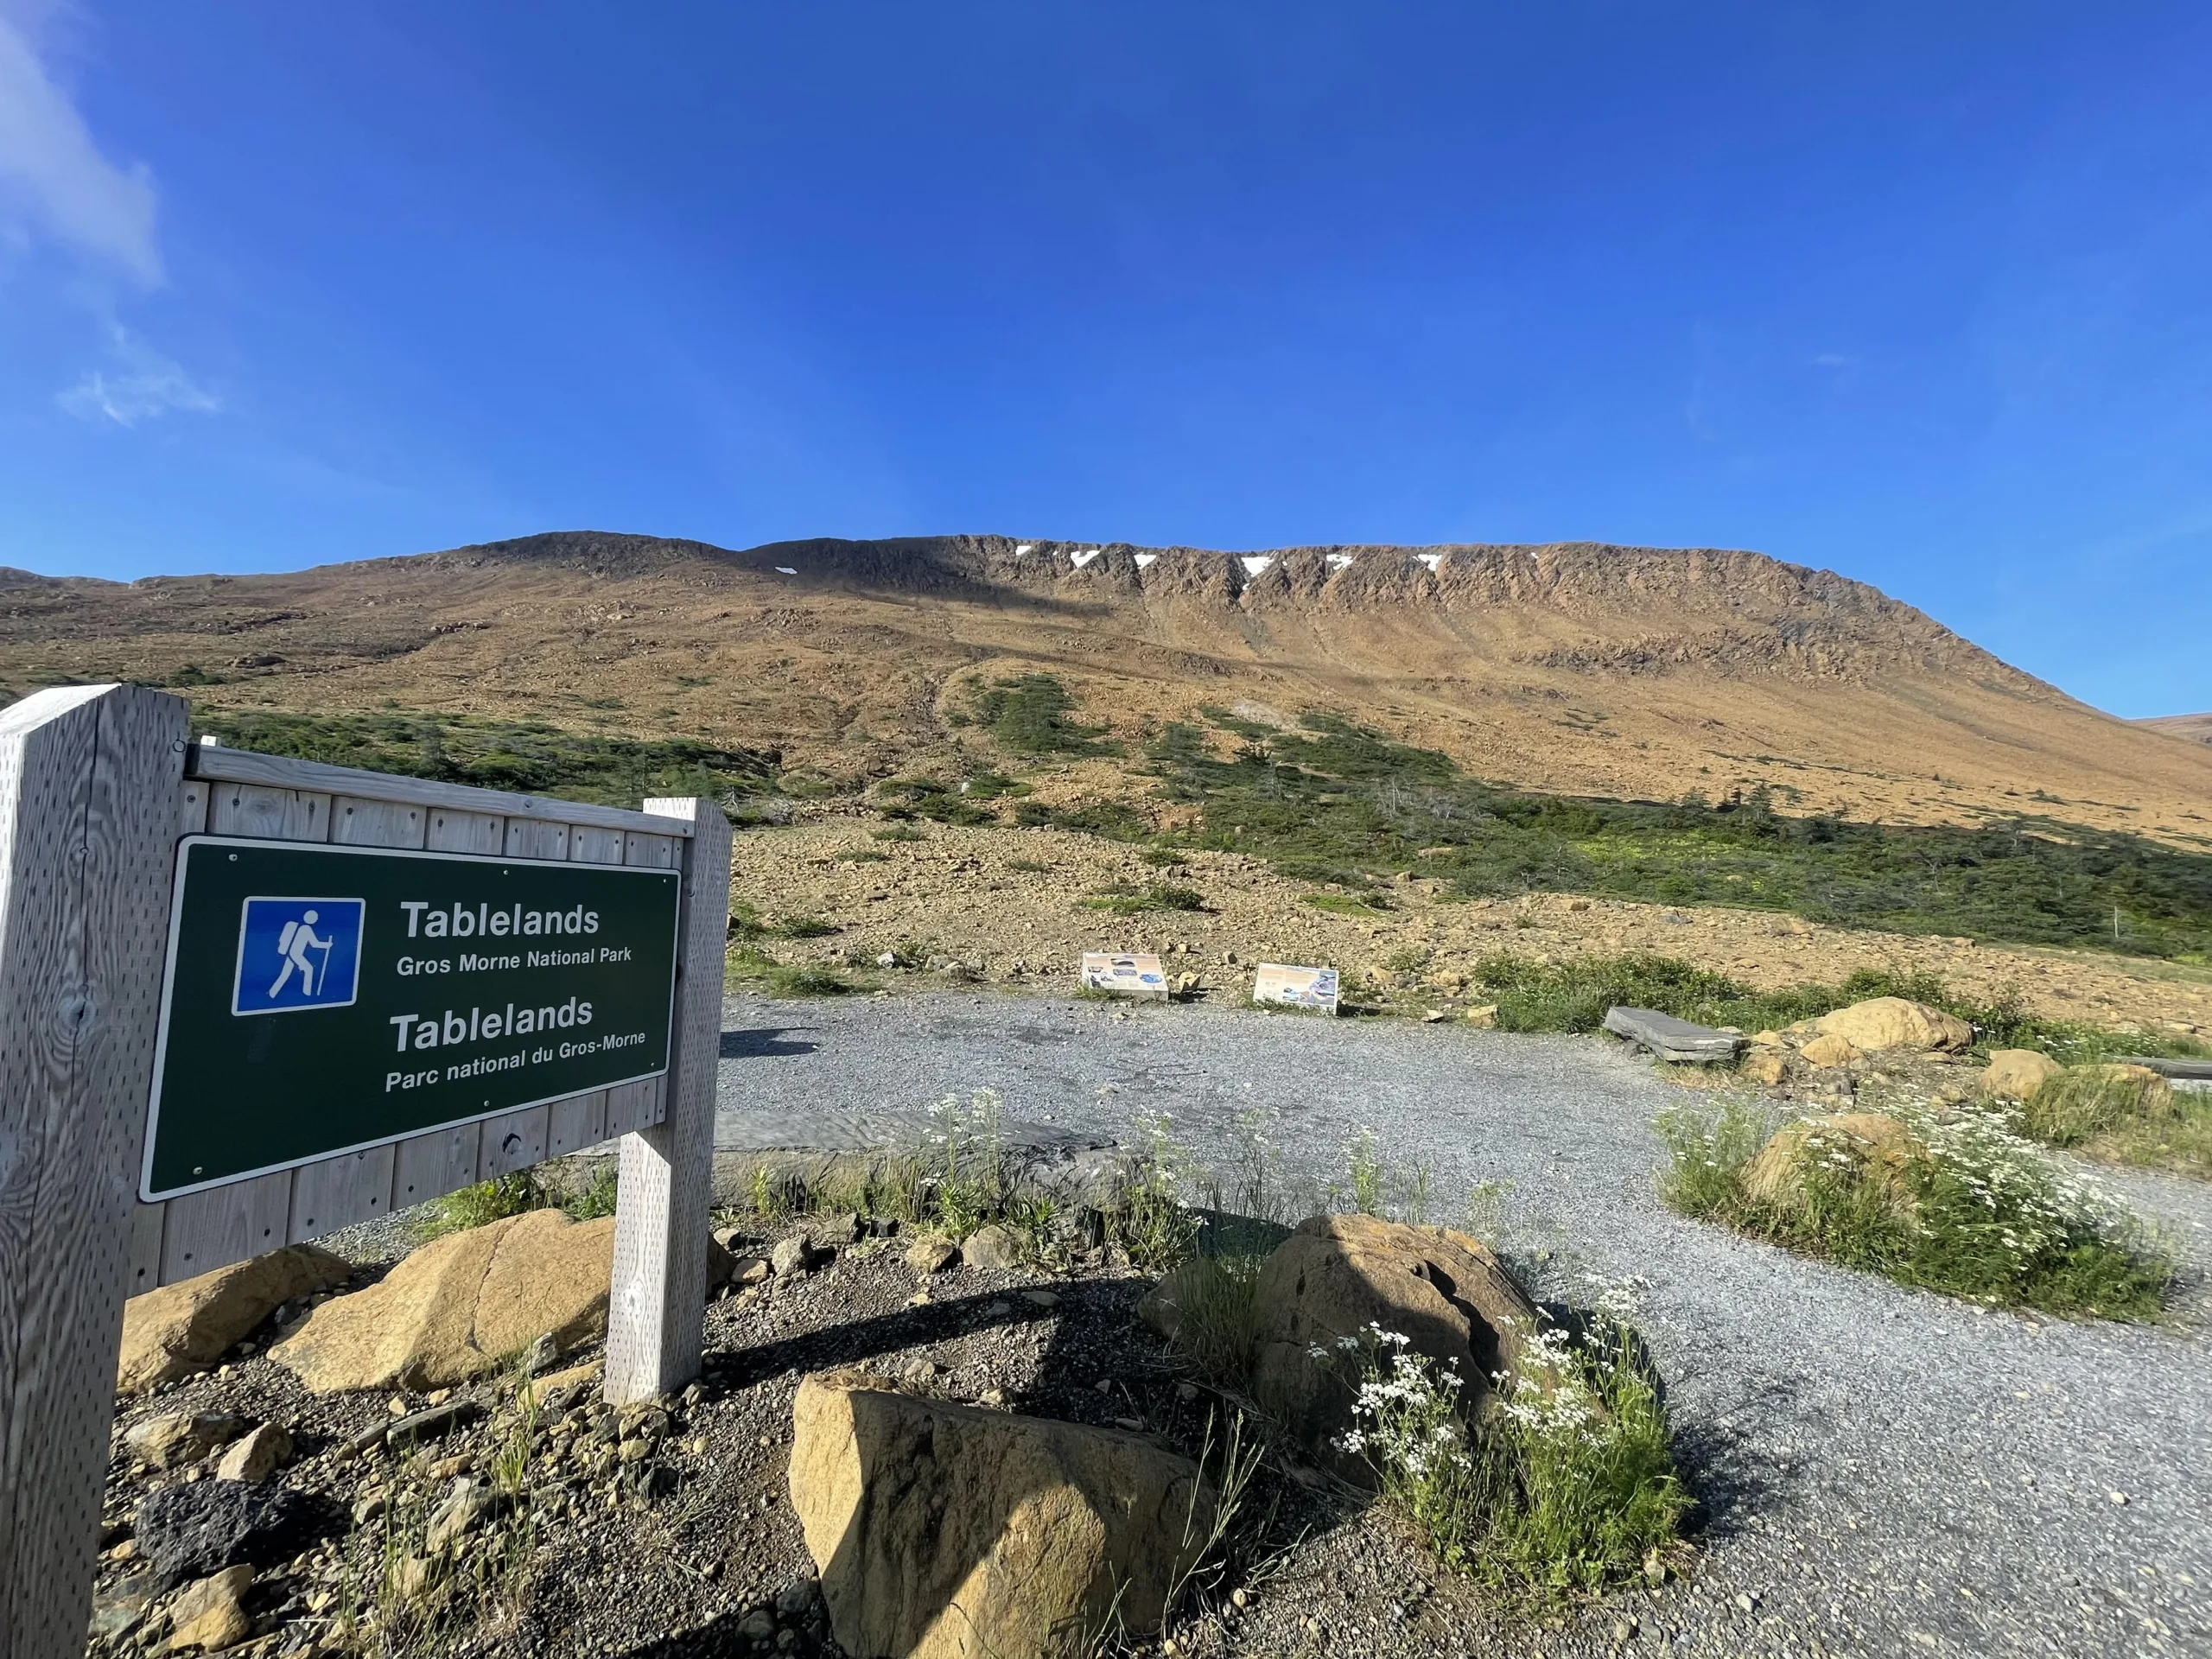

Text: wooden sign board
xmin=145 ymin=837 xmax=680 ymax=1199
xmin=0 ymin=685 xmax=734 ymax=1659
xmin=1253 ymin=962 xmax=1340 ymax=1014
xmin=1079 ymin=950 xmax=1170 ymax=1001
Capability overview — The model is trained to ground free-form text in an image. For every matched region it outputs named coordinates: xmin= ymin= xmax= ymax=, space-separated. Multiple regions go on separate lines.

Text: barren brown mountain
xmin=2140 ymin=712 xmax=2212 ymax=749
xmin=5 ymin=531 xmax=2209 ymax=839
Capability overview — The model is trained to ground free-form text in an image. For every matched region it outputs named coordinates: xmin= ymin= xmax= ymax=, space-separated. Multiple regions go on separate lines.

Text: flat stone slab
xmin=2116 ymin=1055 xmax=2212 ymax=1082
xmin=1602 ymin=1005 xmax=1745 ymax=1064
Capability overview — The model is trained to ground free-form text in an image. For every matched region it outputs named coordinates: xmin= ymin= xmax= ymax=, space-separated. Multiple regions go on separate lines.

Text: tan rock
xmin=1463 ymin=1004 xmax=1499 ymax=1028
xmin=166 ymin=1566 xmax=252 ymax=1653
xmin=213 ymin=1422 xmax=293 ymax=1483
xmin=116 ymin=1245 xmax=353 ymax=1395
xmin=1982 ymin=1049 xmax=2063 ymax=1100
xmin=1739 ymin=1048 xmax=1787 ymax=1086
xmin=1249 ymin=1214 xmax=1539 ymax=1455
xmin=519 ymin=1360 xmax=603 ymax=1412
xmin=1815 ymin=997 xmax=1972 ymax=1053
xmin=1745 ymin=1114 xmax=1920 ymax=1219
xmin=905 ymin=1235 xmax=960 ymax=1275
xmin=961 ymin=1224 xmax=1022 ymax=1272
xmin=124 ymin=1411 xmax=247 ymax=1471
xmin=790 ymin=1370 xmax=1212 ymax=1659
xmin=271 ymin=1209 xmax=614 ymax=1393
xmin=1798 ymin=1033 xmax=1864 ymax=1069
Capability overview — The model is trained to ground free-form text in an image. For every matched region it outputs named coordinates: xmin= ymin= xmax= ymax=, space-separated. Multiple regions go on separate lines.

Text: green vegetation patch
xmin=2018 ymin=1065 xmax=2212 ymax=1178
xmin=966 ymin=672 xmax=1122 ymax=758
xmin=194 ymin=708 xmax=778 ymax=810
xmin=1084 ymin=882 xmax=1207 ymax=916
xmin=1113 ymin=709 xmax=2212 ymax=959
xmin=1656 ymin=1096 xmax=2173 ymax=1320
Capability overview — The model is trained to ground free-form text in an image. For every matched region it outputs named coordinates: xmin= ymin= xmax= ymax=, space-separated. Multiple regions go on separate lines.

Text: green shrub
xmin=776 ymin=914 xmax=837 ymax=939
xmin=1656 ymin=1096 xmax=2174 ymax=1319
xmin=1301 ymin=890 xmax=1389 ymax=916
xmin=416 ymin=1173 xmax=547 ymax=1240
xmin=2020 ymin=1066 xmax=2176 ymax=1147
xmin=2015 ymin=1065 xmax=2212 ymax=1177
xmin=837 ymin=846 xmax=890 ymax=863
xmin=871 ymin=822 xmax=927 ymax=842
xmin=561 ymin=1166 xmax=619 ymax=1221
xmin=764 ymin=963 xmax=855 ymax=997
xmin=1332 ymin=1308 xmax=1688 ymax=1592
xmin=196 ymin=707 xmax=777 ymax=810
xmin=1085 ymin=882 xmax=1206 ymax=915
xmin=967 ymin=673 xmax=1121 ymax=757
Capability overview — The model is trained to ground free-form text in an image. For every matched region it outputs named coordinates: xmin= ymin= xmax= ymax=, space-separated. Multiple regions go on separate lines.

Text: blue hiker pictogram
xmin=233 ymin=896 xmax=365 ymax=1015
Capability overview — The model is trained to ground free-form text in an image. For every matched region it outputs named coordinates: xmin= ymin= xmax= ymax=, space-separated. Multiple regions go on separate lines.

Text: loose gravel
xmin=718 ymin=989 xmax=2212 ymax=1657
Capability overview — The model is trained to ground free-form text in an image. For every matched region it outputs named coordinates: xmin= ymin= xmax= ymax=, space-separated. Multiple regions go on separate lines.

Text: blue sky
xmin=2 ymin=3 xmax=2208 ymax=716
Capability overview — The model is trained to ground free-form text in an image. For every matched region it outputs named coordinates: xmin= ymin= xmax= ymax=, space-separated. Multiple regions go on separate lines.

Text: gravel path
xmin=715 ymin=990 xmax=2212 ymax=1658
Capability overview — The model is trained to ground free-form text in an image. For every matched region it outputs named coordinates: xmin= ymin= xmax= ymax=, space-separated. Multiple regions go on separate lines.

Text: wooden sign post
xmin=0 ymin=686 xmax=733 ymax=1658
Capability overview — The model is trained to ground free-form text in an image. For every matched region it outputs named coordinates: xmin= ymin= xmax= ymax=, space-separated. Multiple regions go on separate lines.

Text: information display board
xmin=1078 ymin=950 xmax=1170 ymax=1001
xmin=144 ymin=836 xmax=680 ymax=1199
xmin=1253 ymin=963 xmax=1340 ymax=1014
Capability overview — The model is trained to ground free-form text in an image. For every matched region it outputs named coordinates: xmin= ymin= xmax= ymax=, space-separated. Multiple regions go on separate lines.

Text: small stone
xmin=770 ymin=1238 xmax=817 ymax=1278
xmin=1020 ymin=1290 xmax=1059 ymax=1311
xmin=1464 ymin=1004 xmax=1499 ymax=1028
xmin=905 ymin=1236 xmax=960 ymax=1275
xmin=738 ymin=1608 xmax=776 ymax=1640
xmin=166 ymin=1565 xmax=253 ymax=1653
xmin=214 ymin=1422 xmax=294 ymax=1484
xmin=773 ymin=1578 xmax=819 ymax=1618
xmin=978 ymin=1389 xmax=1007 ymax=1408
xmin=124 ymin=1411 xmax=249 ymax=1471
xmin=425 ymin=1388 xmax=452 ymax=1407
xmin=395 ymin=1554 xmax=442 ymax=1602
xmin=1230 ymin=1588 xmax=1249 ymax=1609
xmin=351 ymin=1494 xmax=388 ymax=1526
xmin=1612 ymin=1617 xmax=1638 ymax=1643
xmin=2109 ymin=1491 xmax=2129 ymax=1505
xmin=1112 ymin=1416 xmax=1144 ymax=1432
xmin=961 ymin=1224 xmax=1022 ymax=1272
xmin=983 ymin=1301 xmax=1013 ymax=1318
xmin=1176 ymin=1382 xmax=1200 ymax=1403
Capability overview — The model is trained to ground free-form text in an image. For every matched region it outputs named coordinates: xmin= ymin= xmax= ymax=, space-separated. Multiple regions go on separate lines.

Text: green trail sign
xmin=144 ymin=836 xmax=681 ymax=1199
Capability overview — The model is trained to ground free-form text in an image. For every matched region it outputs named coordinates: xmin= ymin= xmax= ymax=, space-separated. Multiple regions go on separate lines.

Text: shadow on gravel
xmin=718 ymin=1026 xmax=821 ymax=1060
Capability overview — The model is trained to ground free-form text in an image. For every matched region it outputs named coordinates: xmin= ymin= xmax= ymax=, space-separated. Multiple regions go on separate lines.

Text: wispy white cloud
xmin=60 ymin=325 xmax=219 ymax=424
xmin=0 ymin=5 xmax=161 ymax=283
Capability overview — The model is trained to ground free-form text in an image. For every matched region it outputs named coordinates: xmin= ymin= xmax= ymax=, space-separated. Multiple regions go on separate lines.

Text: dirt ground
xmin=727 ymin=817 xmax=2212 ymax=1037
xmin=92 ymin=1212 xmax=1663 ymax=1659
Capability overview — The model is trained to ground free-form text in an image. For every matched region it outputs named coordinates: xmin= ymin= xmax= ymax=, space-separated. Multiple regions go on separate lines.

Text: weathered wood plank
xmin=177 ymin=779 xmax=208 ymax=836
xmin=624 ymin=832 xmax=678 ymax=871
xmin=188 ymin=745 xmax=694 ymax=836
xmin=330 ymin=796 xmax=427 ymax=849
xmin=208 ymin=782 xmax=330 ymax=842
xmin=425 ymin=807 xmax=505 ymax=855
xmin=1602 ymin=1005 xmax=1745 ymax=1064
xmin=603 ymin=1075 xmax=662 ymax=1138
xmin=478 ymin=1106 xmax=550 ymax=1178
xmin=126 ymin=1202 xmax=166 ymax=1300
xmin=287 ymin=1147 xmax=396 ymax=1243
xmin=0 ymin=684 xmax=187 ymax=1659
xmin=504 ymin=818 xmax=570 ymax=861
xmin=548 ymin=1090 xmax=608 ymax=1159
xmin=158 ymin=1171 xmax=292 ymax=1283
xmin=393 ymin=1124 xmax=482 ymax=1210
xmin=569 ymin=825 xmax=626 ymax=865
xmin=606 ymin=797 xmax=731 ymax=1403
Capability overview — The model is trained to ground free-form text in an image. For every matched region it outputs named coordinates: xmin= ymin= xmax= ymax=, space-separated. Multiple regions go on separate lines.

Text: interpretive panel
xmin=1253 ymin=962 xmax=1340 ymax=1014
xmin=1078 ymin=950 xmax=1170 ymax=1001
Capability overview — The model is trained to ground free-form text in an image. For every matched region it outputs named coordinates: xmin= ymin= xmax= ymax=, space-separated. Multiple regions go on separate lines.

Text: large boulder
xmin=1248 ymin=1214 xmax=1539 ymax=1456
xmin=1815 ymin=997 xmax=1972 ymax=1053
xmin=271 ymin=1209 xmax=613 ymax=1393
xmin=117 ymin=1245 xmax=354 ymax=1395
xmin=1982 ymin=1049 xmax=2063 ymax=1100
xmin=1745 ymin=1113 xmax=1920 ymax=1220
xmin=790 ymin=1370 xmax=1213 ymax=1659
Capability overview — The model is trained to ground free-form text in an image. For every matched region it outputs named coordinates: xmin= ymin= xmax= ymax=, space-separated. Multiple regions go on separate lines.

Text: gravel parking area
xmin=717 ymin=990 xmax=2212 ymax=1658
